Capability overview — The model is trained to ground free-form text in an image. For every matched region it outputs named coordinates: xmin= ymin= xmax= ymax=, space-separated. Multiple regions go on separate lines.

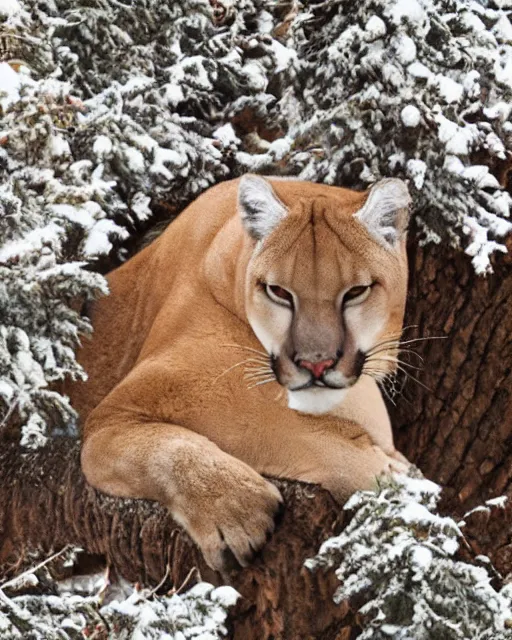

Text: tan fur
xmin=68 ymin=177 xmax=410 ymax=570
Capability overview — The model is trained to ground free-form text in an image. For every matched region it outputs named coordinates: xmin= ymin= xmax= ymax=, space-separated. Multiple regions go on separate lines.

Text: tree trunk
xmin=393 ymin=232 xmax=512 ymax=524
xmin=1 ymin=237 xmax=512 ymax=638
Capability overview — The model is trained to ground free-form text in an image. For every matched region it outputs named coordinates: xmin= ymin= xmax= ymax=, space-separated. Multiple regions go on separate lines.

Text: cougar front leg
xmin=285 ymin=429 xmax=411 ymax=503
xmin=81 ymin=410 xmax=282 ymax=571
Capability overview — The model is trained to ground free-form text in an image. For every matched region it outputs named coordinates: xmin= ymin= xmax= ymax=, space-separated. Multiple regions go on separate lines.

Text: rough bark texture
xmin=393 ymin=233 xmax=512 ymax=520
xmin=0 ymin=437 xmax=356 ymax=640
xmin=1 ymin=236 xmax=512 ymax=637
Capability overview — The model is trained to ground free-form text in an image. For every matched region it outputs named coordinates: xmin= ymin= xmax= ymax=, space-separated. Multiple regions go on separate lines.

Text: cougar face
xmin=239 ymin=175 xmax=410 ymax=415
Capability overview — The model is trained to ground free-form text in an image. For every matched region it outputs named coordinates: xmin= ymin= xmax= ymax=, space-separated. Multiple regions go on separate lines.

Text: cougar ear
xmin=354 ymin=178 xmax=411 ymax=248
xmin=238 ymin=175 xmax=287 ymax=241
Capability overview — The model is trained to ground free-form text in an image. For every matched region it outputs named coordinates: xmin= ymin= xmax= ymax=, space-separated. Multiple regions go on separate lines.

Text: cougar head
xmin=239 ymin=175 xmax=411 ymax=415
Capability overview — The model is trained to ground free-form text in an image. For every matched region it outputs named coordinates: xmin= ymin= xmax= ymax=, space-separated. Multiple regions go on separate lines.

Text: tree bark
xmin=1 ymin=236 xmax=512 ymax=638
xmin=393 ymin=233 xmax=512 ymax=523
xmin=0 ymin=437 xmax=358 ymax=639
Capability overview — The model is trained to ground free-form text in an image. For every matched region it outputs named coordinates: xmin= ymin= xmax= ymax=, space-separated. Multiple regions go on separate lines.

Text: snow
xmin=401 ymin=105 xmax=421 ymax=127
xmin=435 ymin=114 xmax=476 ymax=155
xmin=50 ymin=135 xmax=71 ymax=158
xmin=307 ymin=473 xmax=512 ymax=637
xmin=20 ymin=413 xmax=48 ymax=448
xmin=484 ymin=101 xmax=512 ymax=120
xmin=165 ymin=83 xmax=185 ymax=107
xmin=93 ymin=135 xmax=113 ymax=157
xmin=436 ymin=75 xmax=464 ymax=103
xmin=387 ymin=0 xmax=426 ymax=26
xmin=1 ymin=569 xmax=239 ymax=638
xmin=443 ymin=154 xmax=465 ymax=175
xmin=0 ymin=62 xmax=21 ymax=109
xmin=213 ymin=123 xmax=240 ymax=147
xmin=364 ymin=16 xmax=387 ymax=41
xmin=463 ymin=216 xmax=510 ymax=274
xmin=0 ymin=223 xmax=64 ymax=263
xmin=411 ymin=545 xmax=433 ymax=570
xmin=131 ymin=192 xmax=152 ymax=221
xmin=486 ymin=496 xmax=508 ymax=508
xmin=493 ymin=14 xmax=512 ymax=41
xmin=268 ymin=137 xmax=291 ymax=160
xmin=271 ymin=40 xmax=297 ymax=73
xmin=462 ymin=165 xmax=501 ymax=189
xmin=393 ymin=474 xmax=440 ymax=500
xmin=393 ymin=34 xmax=417 ymax=64
xmin=406 ymin=61 xmax=433 ymax=79
xmin=51 ymin=204 xmax=95 ymax=227
xmin=463 ymin=69 xmax=480 ymax=98
xmin=461 ymin=10 xmax=487 ymax=34
xmin=124 ymin=147 xmax=145 ymax=173
xmin=83 ymin=219 xmax=127 ymax=257
xmin=0 ymin=379 xmax=14 ymax=400
xmin=0 ymin=0 xmax=21 ymax=17
xmin=406 ymin=158 xmax=427 ymax=189
xmin=120 ymin=75 xmax=155 ymax=96
xmin=183 ymin=56 xmax=213 ymax=90
xmin=210 ymin=586 xmax=239 ymax=608
xmin=442 ymin=538 xmax=459 ymax=555
xmin=258 ymin=10 xmax=274 ymax=34
xmin=243 ymin=60 xmax=268 ymax=92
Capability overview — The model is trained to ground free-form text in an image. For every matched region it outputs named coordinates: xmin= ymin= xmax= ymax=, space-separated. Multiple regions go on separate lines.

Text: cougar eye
xmin=344 ymin=285 xmax=372 ymax=307
xmin=265 ymin=284 xmax=293 ymax=307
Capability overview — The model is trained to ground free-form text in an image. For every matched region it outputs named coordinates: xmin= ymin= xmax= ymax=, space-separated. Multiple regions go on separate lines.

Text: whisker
xmin=394 ymin=336 xmax=447 ymax=346
xmin=379 ymin=382 xmax=397 ymax=406
xmin=247 ymin=377 xmax=275 ymax=390
xmin=274 ymin=388 xmax=285 ymax=402
xmin=366 ymin=346 xmax=399 ymax=358
xmin=220 ymin=343 xmax=269 ymax=358
xmin=213 ymin=358 xmax=268 ymax=384
xmin=396 ymin=348 xmax=424 ymax=362
xmin=213 ymin=358 xmax=261 ymax=383
xmin=244 ymin=371 xmax=274 ymax=381
xmin=367 ymin=347 xmax=424 ymax=364
xmin=363 ymin=372 xmax=397 ymax=406
xmin=393 ymin=364 xmax=433 ymax=393
xmin=366 ymin=356 xmax=423 ymax=372
xmin=366 ymin=339 xmax=402 ymax=355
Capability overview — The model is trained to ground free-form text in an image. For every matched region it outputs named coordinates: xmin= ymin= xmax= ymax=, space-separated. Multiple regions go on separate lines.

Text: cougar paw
xmin=373 ymin=445 xmax=411 ymax=476
xmin=172 ymin=470 xmax=283 ymax=572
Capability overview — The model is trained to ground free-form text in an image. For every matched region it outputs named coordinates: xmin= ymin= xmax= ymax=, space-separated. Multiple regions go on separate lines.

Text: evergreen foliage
xmin=0 ymin=549 xmax=238 ymax=639
xmin=306 ymin=476 xmax=512 ymax=639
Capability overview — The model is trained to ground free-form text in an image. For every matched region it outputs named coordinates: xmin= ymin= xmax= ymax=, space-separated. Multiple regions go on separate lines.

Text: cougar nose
xmin=298 ymin=358 xmax=335 ymax=379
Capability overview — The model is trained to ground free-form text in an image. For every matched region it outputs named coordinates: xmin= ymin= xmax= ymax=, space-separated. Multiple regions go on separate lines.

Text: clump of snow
xmin=401 ymin=105 xmax=421 ymax=127
xmin=365 ymin=16 xmax=387 ymax=41
xmin=435 ymin=75 xmax=464 ymax=103
xmin=0 ymin=0 xmax=21 ymax=18
xmin=93 ymin=135 xmax=113 ymax=158
xmin=406 ymin=159 xmax=427 ymax=189
xmin=486 ymin=496 xmax=508 ymax=508
xmin=213 ymin=123 xmax=241 ymax=148
xmin=0 ymin=62 xmax=21 ymax=110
